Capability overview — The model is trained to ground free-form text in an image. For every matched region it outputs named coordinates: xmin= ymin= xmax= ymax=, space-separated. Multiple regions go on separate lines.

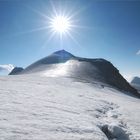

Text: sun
xmin=22 ymin=2 xmax=85 ymax=48
xmin=50 ymin=16 xmax=71 ymax=34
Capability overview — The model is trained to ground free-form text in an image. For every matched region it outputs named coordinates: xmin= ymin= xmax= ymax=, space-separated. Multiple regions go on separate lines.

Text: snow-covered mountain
xmin=10 ymin=50 xmax=139 ymax=98
xmin=131 ymin=77 xmax=140 ymax=85
xmin=9 ymin=67 xmax=24 ymax=75
xmin=131 ymin=77 xmax=140 ymax=92
xmin=1 ymin=50 xmax=140 ymax=139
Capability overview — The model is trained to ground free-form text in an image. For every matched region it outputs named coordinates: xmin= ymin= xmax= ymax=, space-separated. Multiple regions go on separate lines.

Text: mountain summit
xmin=9 ymin=50 xmax=139 ymax=98
xmin=26 ymin=49 xmax=75 ymax=70
xmin=53 ymin=49 xmax=75 ymax=58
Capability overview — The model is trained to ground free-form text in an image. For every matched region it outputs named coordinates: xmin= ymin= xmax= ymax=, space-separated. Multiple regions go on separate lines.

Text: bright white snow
xmin=0 ymin=74 xmax=140 ymax=140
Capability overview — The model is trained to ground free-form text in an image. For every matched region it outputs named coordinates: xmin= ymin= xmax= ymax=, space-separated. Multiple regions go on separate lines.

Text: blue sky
xmin=0 ymin=0 xmax=140 ymax=80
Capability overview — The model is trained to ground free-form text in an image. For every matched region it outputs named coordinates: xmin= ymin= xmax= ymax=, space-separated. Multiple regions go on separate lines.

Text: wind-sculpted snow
xmin=0 ymin=75 xmax=140 ymax=139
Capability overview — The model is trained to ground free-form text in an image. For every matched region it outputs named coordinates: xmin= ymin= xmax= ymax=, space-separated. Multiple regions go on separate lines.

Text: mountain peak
xmin=131 ymin=77 xmax=140 ymax=84
xmin=9 ymin=67 xmax=24 ymax=75
xmin=53 ymin=49 xmax=74 ymax=57
xmin=9 ymin=50 xmax=140 ymax=97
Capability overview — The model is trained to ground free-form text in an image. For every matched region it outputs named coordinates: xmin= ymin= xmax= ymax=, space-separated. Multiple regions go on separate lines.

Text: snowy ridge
xmin=23 ymin=50 xmax=75 ymax=72
xmin=11 ymin=50 xmax=139 ymax=98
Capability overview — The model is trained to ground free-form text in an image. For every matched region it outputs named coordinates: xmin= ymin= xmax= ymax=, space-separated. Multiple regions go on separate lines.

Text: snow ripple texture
xmin=0 ymin=75 xmax=140 ymax=140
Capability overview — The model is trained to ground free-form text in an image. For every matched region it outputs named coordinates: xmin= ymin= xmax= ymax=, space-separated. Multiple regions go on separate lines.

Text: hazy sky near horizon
xmin=0 ymin=0 xmax=140 ymax=80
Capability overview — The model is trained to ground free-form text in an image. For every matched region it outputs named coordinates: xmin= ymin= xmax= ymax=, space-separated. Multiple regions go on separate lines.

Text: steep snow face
xmin=23 ymin=50 xmax=75 ymax=72
xmin=38 ymin=60 xmax=102 ymax=82
xmin=0 ymin=75 xmax=140 ymax=140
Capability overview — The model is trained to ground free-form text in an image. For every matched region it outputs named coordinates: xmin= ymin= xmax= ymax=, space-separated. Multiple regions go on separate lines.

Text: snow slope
xmin=10 ymin=50 xmax=139 ymax=98
xmin=0 ymin=74 xmax=140 ymax=140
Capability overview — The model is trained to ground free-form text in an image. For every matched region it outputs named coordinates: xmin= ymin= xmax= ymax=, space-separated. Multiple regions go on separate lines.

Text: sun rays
xmin=17 ymin=1 xmax=89 ymax=50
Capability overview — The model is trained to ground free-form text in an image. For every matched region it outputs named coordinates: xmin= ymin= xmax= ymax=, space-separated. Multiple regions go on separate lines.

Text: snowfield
xmin=0 ymin=74 xmax=140 ymax=140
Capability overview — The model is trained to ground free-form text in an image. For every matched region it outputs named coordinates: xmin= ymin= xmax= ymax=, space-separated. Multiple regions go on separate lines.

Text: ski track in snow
xmin=0 ymin=75 xmax=140 ymax=140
